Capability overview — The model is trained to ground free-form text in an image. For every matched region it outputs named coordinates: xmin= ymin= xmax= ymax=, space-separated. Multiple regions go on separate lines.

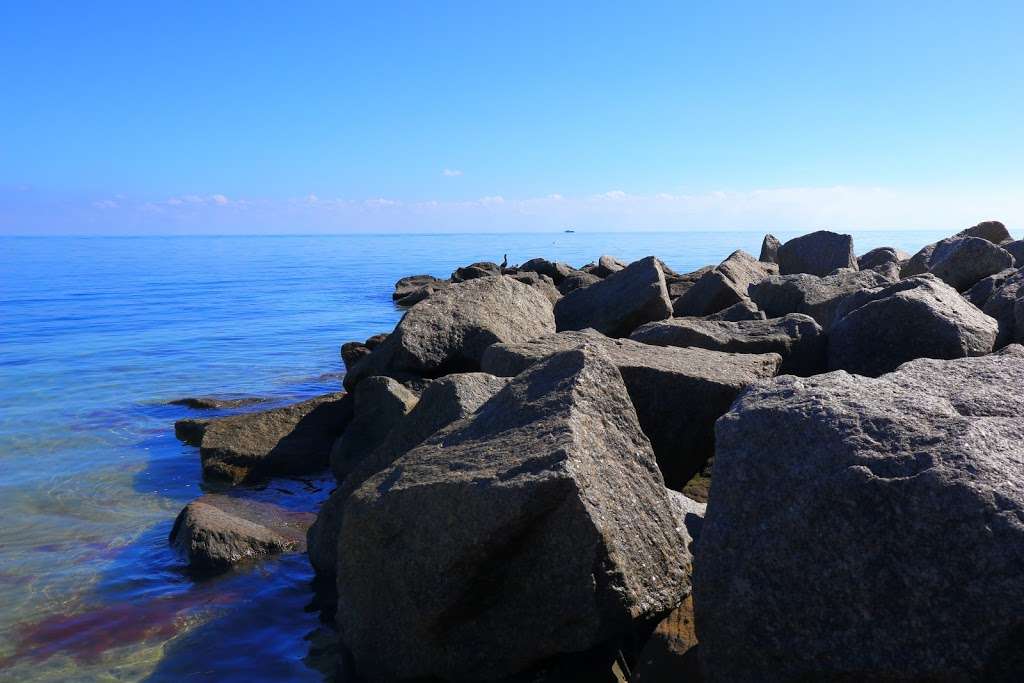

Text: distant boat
xmin=564 ymin=229 xmax=575 ymax=233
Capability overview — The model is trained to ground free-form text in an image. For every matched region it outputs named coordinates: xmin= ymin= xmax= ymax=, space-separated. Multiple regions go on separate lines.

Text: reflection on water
xmin=0 ymin=231 xmax=946 ymax=681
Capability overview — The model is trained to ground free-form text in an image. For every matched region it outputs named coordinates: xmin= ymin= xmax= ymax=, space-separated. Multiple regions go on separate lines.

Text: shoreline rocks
xmin=554 ymin=256 xmax=672 ymax=337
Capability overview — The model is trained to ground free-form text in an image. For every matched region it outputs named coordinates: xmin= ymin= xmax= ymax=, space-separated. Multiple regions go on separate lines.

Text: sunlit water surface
xmin=0 ymin=231 xmax=947 ymax=681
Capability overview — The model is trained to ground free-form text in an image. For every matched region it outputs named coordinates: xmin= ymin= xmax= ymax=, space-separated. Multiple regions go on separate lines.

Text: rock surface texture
xmin=776 ymin=230 xmax=857 ymax=276
xmin=345 ymin=276 xmax=555 ymax=389
xmin=336 ymin=347 xmax=691 ymax=681
xmin=695 ymin=354 xmax=1024 ymax=681
xmin=749 ymin=267 xmax=896 ymax=329
xmin=329 ymin=376 xmax=418 ymax=482
xmin=923 ymin=236 xmax=1014 ymax=291
xmin=672 ymin=250 xmax=775 ymax=317
xmin=554 ymin=256 xmax=671 ymax=337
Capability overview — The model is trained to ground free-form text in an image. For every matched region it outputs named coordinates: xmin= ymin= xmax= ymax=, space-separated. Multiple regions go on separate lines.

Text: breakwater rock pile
xmin=173 ymin=222 xmax=1024 ymax=681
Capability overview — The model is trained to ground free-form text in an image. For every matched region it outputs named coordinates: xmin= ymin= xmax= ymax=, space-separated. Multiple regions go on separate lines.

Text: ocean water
xmin=0 ymin=230 xmax=948 ymax=681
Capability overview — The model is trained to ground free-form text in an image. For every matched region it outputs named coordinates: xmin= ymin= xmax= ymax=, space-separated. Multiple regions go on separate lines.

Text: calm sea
xmin=0 ymin=230 xmax=946 ymax=681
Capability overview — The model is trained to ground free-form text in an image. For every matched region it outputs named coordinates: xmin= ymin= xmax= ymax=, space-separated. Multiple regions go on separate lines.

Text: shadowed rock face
xmin=336 ymin=347 xmax=691 ymax=681
xmin=169 ymin=494 xmax=314 ymax=571
xmin=198 ymin=392 xmax=352 ymax=484
xmin=924 ymin=236 xmax=1014 ymax=291
xmin=759 ymin=234 xmax=780 ymax=263
xmin=481 ymin=330 xmax=781 ymax=488
xmin=554 ymin=256 xmax=672 ymax=337
xmin=696 ymin=354 xmax=1024 ymax=681
xmin=329 ymin=376 xmax=418 ymax=482
xmin=829 ymin=275 xmax=997 ymax=377
xmin=556 ymin=271 xmax=601 ymax=295
xmin=749 ymin=267 xmax=897 ymax=329
xmin=983 ymin=268 xmax=1024 ymax=347
xmin=345 ymin=276 xmax=556 ymax=390
xmin=1004 ymin=240 xmax=1024 ymax=267
xmin=777 ymin=230 xmax=857 ymax=276
xmin=672 ymin=250 xmax=776 ymax=317
xmin=706 ymin=299 xmax=765 ymax=321
xmin=965 ymin=268 xmax=1018 ymax=308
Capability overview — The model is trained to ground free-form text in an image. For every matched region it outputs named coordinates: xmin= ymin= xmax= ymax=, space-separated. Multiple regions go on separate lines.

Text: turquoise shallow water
xmin=0 ymin=230 xmax=947 ymax=681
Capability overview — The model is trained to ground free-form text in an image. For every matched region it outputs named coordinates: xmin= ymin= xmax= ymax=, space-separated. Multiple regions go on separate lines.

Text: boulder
xmin=996 ymin=343 xmax=1024 ymax=357
xmin=856 ymin=246 xmax=907 ymax=271
xmin=964 ymin=268 xmax=1017 ymax=308
xmin=903 ymin=222 xmax=1014 ymax=280
xmin=829 ymin=275 xmax=997 ymax=377
xmin=672 ymin=250 xmax=776 ymax=317
xmin=174 ymin=417 xmax=209 ymax=446
xmin=329 ymin=377 xmax=418 ymax=482
xmin=199 ymin=393 xmax=352 ymax=485
xmin=518 ymin=257 xmax=577 ymax=285
xmin=554 ymin=256 xmax=672 ymax=337
xmin=749 ymin=267 xmax=897 ymax=329
xmin=392 ymin=274 xmax=445 ymax=301
xmin=957 ymin=219 xmax=1012 ymax=244
xmin=925 ymin=236 xmax=1014 ymax=291
xmin=983 ymin=269 xmax=1024 ymax=347
xmin=336 ymin=346 xmax=691 ymax=681
xmin=630 ymin=314 xmax=825 ymax=375
xmin=590 ymin=254 xmax=627 ymax=278
xmin=308 ymin=372 xmax=508 ymax=578
xmin=1003 ymin=240 xmax=1024 ymax=266
xmin=345 ymin=276 xmax=556 ymax=390
xmin=169 ymin=494 xmax=315 ymax=571
xmin=508 ymin=271 xmax=562 ymax=305
xmin=169 ymin=396 xmax=266 ymax=410
xmin=777 ymin=230 xmax=857 ymax=276
xmin=705 ymin=299 xmax=765 ymax=321
xmin=556 ymin=271 xmax=601 ymax=295
xmin=759 ymin=234 xmax=780 ymax=263
xmin=695 ymin=354 xmax=1024 ymax=680
xmin=340 ymin=334 xmax=387 ymax=372
xmin=451 ymin=261 xmax=501 ymax=282
xmin=482 ymin=330 xmax=781 ymax=487
xmin=666 ymin=265 xmax=714 ymax=299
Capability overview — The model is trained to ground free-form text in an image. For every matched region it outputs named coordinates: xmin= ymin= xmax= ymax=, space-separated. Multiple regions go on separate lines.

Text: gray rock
xmin=345 ymin=276 xmax=556 ymax=390
xmin=957 ymin=219 xmax=1012 ymax=244
xmin=964 ymin=268 xmax=1017 ymax=308
xmin=556 ymin=271 xmax=601 ymax=295
xmin=630 ymin=314 xmax=825 ymax=375
xmin=996 ymin=343 xmax=1024 ymax=357
xmin=482 ymin=331 xmax=781 ymax=487
xmin=518 ymin=257 xmax=577 ymax=285
xmin=329 ymin=377 xmax=418 ymax=482
xmin=591 ymin=254 xmax=627 ymax=277
xmin=777 ymin=230 xmax=857 ymax=276
xmin=705 ymin=299 xmax=766 ymax=321
xmin=903 ymin=222 xmax=1014 ymax=279
xmin=508 ymin=271 xmax=562 ymax=305
xmin=982 ymin=269 xmax=1024 ymax=347
xmin=856 ymin=246 xmax=907 ymax=270
xmin=749 ymin=267 xmax=897 ymax=329
xmin=672 ymin=250 xmax=776 ymax=317
xmin=1003 ymin=239 xmax=1024 ymax=266
xmin=392 ymin=274 xmax=445 ymax=301
xmin=336 ymin=346 xmax=691 ymax=681
xmin=169 ymin=494 xmax=315 ymax=571
xmin=340 ymin=334 xmax=389 ymax=370
xmin=554 ymin=256 xmax=672 ymax=337
xmin=199 ymin=393 xmax=352 ymax=484
xmin=926 ymin=236 xmax=1014 ymax=291
xmin=174 ymin=417 xmax=209 ymax=446
xmin=695 ymin=354 xmax=1024 ymax=681
xmin=395 ymin=280 xmax=448 ymax=307
xmin=759 ymin=234 xmax=781 ymax=263
xmin=828 ymin=275 xmax=997 ymax=377
xmin=451 ymin=261 xmax=501 ymax=282
xmin=666 ymin=265 xmax=714 ymax=299
xmin=169 ymin=396 xmax=267 ymax=410
xmin=309 ymin=372 xmax=508 ymax=578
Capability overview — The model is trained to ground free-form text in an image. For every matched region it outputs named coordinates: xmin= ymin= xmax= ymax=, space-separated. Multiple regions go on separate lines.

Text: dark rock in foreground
xmin=696 ymin=354 xmax=1024 ymax=681
xmin=170 ymin=494 xmax=315 ymax=571
xmin=336 ymin=347 xmax=690 ymax=681
xmin=777 ymin=230 xmax=856 ymax=276
xmin=199 ymin=392 xmax=351 ymax=484
xmin=554 ymin=256 xmax=671 ymax=337
xmin=749 ymin=266 xmax=896 ymax=329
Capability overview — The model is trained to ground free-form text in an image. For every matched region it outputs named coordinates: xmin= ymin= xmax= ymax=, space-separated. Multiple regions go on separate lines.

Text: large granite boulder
xmin=451 ymin=261 xmax=501 ymax=282
xmin=630 ymin=314 xmax=825 ymax=375
xmin=392 ymin=274 xmax=445 ymax=301
xmin=199 ymin=393 xmax=352 ymax=484
xmin=335 ymin=347 xmax=691 ymax=681
xmin=777 ymin=230 xmax=857 ymax=276
xmin=170 ymin=494 xmax=315 ymax=571
xmin=556 ymin=271 xmax=601 ymax=295
xmin=518 ymin=257 xmax=577 ymax=285
xmin=554 ymin=256 xmax=672 ymax=337
xmin=759 ymin=234 xmax=780 ymax=263
xmin=902 ymin=222 xmax=1014 ymax=280
xmin=329 ymin=376 xmax=418 ymax=482
xmin=706 ymin=299 xmax=765 ymax=321
xmin=508 ymin=271 xmax=561 ymax=305
xmin=965 ymin=268 xmax=1018 ymax=308
xmin=829 ymin=275 xmax=997 ymax=377
xmin=666 ymin=265 xmax=714 ymax=299
xmin=856 ymin=246 xmax=907 ymax=271
xmin=482 ymin=330 xmax=780 ymax=488
xmin=308 ymin=372 xmax=508 ymax=578
xmin=672 ymin=250 xmax=776 ymax=317
xmin=749 ymin=267 xmax=896 ymax=329
xmin=1004 ymin=240 xmax=1024 ymax=266
xmin=924 ymin=236 xmax=1013 ymax=291
xmin=588 ymin=254 xmax=627 ymax=278
xmin=345 ymin=276 xmax=555 ymax=390
xmin=983 ymin=269 xmax=1024 ymax=347
xmin=958 ymin=219 xmax=1012 ymax=244
xmin=695 ymin=354 xmax=1024 ymax=681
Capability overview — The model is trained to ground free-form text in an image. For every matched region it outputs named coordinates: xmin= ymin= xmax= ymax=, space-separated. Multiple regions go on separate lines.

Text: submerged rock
xmin=329 ymin=377 xmax=418 ymax=482
xmin=199 ymin=392 xmax=352 ymax=484
xmin=749 ymin=267 xmax=896 ymax=329
xmin=336 ymin=346 xmax=690 ymax=681
xmin=777 ymin=230 xmax=857 ymax=276
xmin=170 ymin=494 xmax=314 ymax=571
xmin=345 ymin=276 xmax=555 ymax=390
xmin=672 ymin=250 xmax=775 ymax=317
xmin=695 ymin=354 xmax=1024 ymax=681
xmin=554 ymin=256 xmax=671 ymax=337
xmin=169 ymin=396 xmax=267 ymax=410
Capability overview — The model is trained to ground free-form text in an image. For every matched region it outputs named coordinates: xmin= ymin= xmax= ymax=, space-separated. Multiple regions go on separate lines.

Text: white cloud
xmin=442 ymin=168 xmax=463 ymax=177
xmin=211 ymin=194 xmax=229 ymax=205
xmin=92 ymin=199 xmax=119 ymax=209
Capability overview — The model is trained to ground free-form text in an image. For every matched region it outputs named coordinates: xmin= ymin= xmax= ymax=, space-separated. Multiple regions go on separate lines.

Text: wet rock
xmin=482 ymin=330 xmax=780 ymax=487
xmin=336 ymin=346 xmax=691 ymax=681
xmin=451 ymin=261 xmax=502 ymax=282
xmin=308 ymin=372 xmax=508 ymax=578
xmin=695 ymin=354 xmax=1024 ymax=681
xmin=829 ymin=275 xmax=997 ymax=377
xmin=199 ymin=393 xmax=352 ymax=484
xmin=393 ymin=274 xmax=445 ymax=301
xmin=170 ymin=494 xmax=315 ymax=571
xmin=983 ymin=269 xmax=1024 ymax=347
xmin=554 ymin=256 xmax=671 ymax=337
xmin=925 ymin=236 xmax=1014 ymax=291
xmin=964 ymin=268 xmax=1017 ymax=308
xmin=672 ymin=250 xmax=776 ymax=317
xmin=329 ymin=377 xmax=418 ymax=482
xmin=169 ymin=396 xmax=267 ymax=410
xmin=705 ymin=299 xmax=765 ymax=321
xmin=631 ymin=314 xmax=825 ymax=375
xmin=777 ymin=230 xmax=857 ymax=276
xmin=856 ymin=246 xmax=907 ymax=271
xmin=1003 ymin=240 xmax=1024 ymax=266
xmin=556 ymin=271 xmax=601 ymax=295
xmin=345 ymin=276 xmax=556 ymax=390
xmin=174 ymin=417 xmax=209 ymax=446
xmin=749 ymin=267 xmax=897 ymax=329
xmin=759 ymin=234 xmax=780 ymax=264
xmin=518 ymin=257 xmax=577 ymax=285
xmin=508 ymin=271 xmax=562 ymax=305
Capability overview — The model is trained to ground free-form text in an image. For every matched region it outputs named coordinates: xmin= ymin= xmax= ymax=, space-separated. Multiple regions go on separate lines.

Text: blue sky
xmin=1 ymin=1 xmax=1022 ymax=234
